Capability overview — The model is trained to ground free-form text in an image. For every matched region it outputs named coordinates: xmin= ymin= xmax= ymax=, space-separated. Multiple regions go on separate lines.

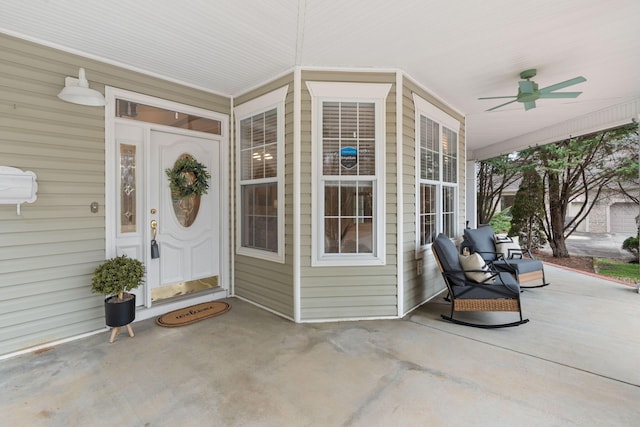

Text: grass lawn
xmin=594 ymin=258 xmax=640 ymax=282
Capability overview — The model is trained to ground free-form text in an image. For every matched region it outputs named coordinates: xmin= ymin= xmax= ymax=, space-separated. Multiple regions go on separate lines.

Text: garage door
xmin=610 ymin=203 xmax=639 ymax=234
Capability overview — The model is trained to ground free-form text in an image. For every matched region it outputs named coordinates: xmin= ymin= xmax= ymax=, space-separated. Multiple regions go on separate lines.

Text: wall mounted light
xmin=57 ymin=68 xmax=106 ymax=106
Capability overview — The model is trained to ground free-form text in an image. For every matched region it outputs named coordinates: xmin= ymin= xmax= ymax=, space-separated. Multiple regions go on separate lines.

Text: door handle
xmin=151 ymin=220 xmax=158 ymax=239
xmin=150 ymin=220 xmax=159 ymax=259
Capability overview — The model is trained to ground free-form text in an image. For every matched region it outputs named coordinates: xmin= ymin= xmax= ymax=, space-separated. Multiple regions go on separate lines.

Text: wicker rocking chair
xmin=432 ymin=234 xmax=529 ymax=328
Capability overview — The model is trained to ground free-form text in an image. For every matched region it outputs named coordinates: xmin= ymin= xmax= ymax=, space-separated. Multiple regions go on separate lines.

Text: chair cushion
xmin=495 ymin=235 xmax=523 ymax=259
xmin=493 ymin=258 xmax=544 ymax=274
xmin=459 ymin=253 xmax=492 ymax=282
xmin=433 ymin=234 xmax=466 ymax=285
xmin=463 ymin=226 xmax=498 ymax=262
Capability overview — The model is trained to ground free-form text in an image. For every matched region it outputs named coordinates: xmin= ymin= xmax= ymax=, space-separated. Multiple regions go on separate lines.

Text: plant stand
xmin=104 ymin=293 xmax=136 ymax=343
xmin=109 ymin=324 xmax=135 ymax=343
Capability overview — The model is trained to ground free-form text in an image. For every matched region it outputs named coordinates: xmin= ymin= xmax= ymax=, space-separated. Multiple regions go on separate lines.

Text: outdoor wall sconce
xmin=57 ymin=67 xmax=106 ymax=106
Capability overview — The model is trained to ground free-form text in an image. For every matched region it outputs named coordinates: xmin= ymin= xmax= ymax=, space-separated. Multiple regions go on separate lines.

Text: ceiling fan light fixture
xmin=479 ymin=68 xmax=586 ymax=111
xmin=57 ymin=68 xmax=106 ymax=106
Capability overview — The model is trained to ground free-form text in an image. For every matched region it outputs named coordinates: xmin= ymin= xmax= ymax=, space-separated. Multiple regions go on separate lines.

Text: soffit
xmin=1 ymin=0 xmax=638 ymax=157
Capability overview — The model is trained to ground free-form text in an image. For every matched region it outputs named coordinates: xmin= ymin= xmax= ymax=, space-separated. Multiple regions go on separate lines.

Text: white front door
xmin=148 ymin=130 xmax=220 ymax=298
xmin=112 ymin=123 xmax=223 ymax=308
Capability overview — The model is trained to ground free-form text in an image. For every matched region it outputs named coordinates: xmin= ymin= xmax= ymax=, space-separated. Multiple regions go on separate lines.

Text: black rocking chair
xmin=432 ymin=233 xmax=529 ymax=328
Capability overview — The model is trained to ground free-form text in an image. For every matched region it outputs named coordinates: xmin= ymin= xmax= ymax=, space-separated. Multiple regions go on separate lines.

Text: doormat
xmin=156 ymin=301 xmax=231 ymax=327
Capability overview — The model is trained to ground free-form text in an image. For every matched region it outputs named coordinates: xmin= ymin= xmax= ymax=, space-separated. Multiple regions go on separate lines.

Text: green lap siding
xmin=233 ymin=74 xmax=295 ymax=319
xmin=401 ymin=76 xmax=466 ymax=313
xmin=0 ymin=33 xmax=230 ymax=356
xmin=299 ymin=71 xmax=398 ymax=321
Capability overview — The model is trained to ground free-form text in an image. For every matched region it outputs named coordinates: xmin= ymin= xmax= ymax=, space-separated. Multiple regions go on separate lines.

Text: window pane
xmin=442 ymin=127 xmax=457 ymax=183
xmin=251 ymin=148 xmax=265 ymax=179
xmin=340 ymin=182 xmax=357 ymax=217
xmin=263 ymin=143 xmax=277 ymax=178
xmin=264 ymin=109 xmax=277 ymax=144
xmin=120 ymin=144 xmax=136 ymax=233
xmin=252 ymin=114 xmax=264 ymax=147
xmin=420 ymin=184 xmax=437 ymax=245
xmin=323 ymin=139 xmax=340 ymax=175
xmin=116 ymin=100 xmax=222 ymax=134
xmin=240 ymin=118 xmax=252 ymax=150
xmin=359 ymin=140 xmax=375 ymax=175
xmin=442 ymin=186 xmax=455 ymax=237
xmin=358 ymin=103 xmax=375 ymax=139
xmin=241 ymin=183 xmax=278 ymax=252
xmin=340 ymin=217 xmax=358 ymax=253
xmin=324 ymin=218 xmax=340 ymax=253
xmin=323 ymin=102 xmax=340 ymax=139
xmin=240 ymin=149 xmax=252 ymax=180
xmin=357 ymin=218 xmax=374 ymax=253
xmin=340 ymin=102 xmax=358 ymax=140
xmin=324 ymin=182 xmax=339 ymax=216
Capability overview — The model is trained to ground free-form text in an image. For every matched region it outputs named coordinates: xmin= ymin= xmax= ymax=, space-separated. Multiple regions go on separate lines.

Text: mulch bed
xmin=534 ymin=251 xmax=596 ymax=274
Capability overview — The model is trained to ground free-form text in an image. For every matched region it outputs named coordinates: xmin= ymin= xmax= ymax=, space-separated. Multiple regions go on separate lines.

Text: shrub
xmin=489 ymin=208 xmax=512 ymax=234
xmin=92 ymin=255 xmax=145 ymax=299
xmin=622 ymin=236 xmax=639 ymax=262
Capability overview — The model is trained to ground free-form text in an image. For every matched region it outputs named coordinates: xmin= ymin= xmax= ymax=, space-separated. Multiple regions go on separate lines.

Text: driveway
xmin=549 ymin=231 xmax=635 ymax=260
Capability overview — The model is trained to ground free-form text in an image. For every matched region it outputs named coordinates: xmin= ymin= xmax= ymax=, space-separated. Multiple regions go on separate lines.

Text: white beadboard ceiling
xmin=1 ymin=0 xmax=639 ymax=158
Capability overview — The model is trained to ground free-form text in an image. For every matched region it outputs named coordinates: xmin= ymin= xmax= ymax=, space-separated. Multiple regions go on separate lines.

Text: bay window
xmin=307 ymin=82 xmax=391 ymax=266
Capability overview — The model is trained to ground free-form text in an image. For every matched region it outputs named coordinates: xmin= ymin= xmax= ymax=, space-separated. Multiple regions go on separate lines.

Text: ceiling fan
xmin=479 ymin=69 xmax=586 ymax=111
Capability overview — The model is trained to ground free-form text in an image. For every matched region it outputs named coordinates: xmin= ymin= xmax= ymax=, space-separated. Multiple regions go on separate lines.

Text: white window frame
xmin=307 ymin=82 xmax=391 ymax=266
xmin=413 ymin=94 xmax=460 ymax=251
xmin=234 ymin=86 xmax=288 ymax=263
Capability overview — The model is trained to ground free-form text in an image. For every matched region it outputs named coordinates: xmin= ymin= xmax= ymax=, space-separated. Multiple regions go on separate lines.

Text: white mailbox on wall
xmin=0 ymin=166 xmax=38 ymax=215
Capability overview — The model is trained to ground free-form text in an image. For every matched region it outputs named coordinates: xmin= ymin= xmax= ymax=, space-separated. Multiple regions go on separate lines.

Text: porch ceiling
xmin=1 ymin=0 xmax=639 ymax=159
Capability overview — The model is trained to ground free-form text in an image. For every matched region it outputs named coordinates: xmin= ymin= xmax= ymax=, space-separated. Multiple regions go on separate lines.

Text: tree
xmin=530 ymin=121 xmax=638 ymax=257
xmin=613 ymin=142 xmax=639 ymax=205
xmin=508 ymin=167 xmax=546 ymax=251
xmin=476 ymin=154 xmax=527 ymax=225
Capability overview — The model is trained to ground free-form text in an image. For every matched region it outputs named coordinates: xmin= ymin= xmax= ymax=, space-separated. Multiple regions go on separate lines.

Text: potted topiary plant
xmin=91 ymin=255 xmax=145 ymax=343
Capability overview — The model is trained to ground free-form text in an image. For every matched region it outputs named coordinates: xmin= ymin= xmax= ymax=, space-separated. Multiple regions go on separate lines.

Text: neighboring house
xmin=0 ymin=34 xmax=466 ymax=356
xmin=499 ymin=183 xmax=639 ymax=235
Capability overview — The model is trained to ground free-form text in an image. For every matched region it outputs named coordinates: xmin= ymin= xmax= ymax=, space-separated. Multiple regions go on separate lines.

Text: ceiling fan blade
xmin=524 ymin=101 xmax=536 ymax=111
xmin=538 ymin=91 xmax=582 ymax=99
xmin=539 ymin=76 xmax=586 ymax=93
xmin=478 ymin=96 xmax=517 ymax=100
xmin=486 ymin=99 xmax=518 ymax=111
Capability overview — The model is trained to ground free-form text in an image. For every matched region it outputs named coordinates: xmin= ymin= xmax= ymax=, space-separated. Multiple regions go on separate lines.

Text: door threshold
xmin=153 ymin=286 xmax=223 ymax=306
xmin=151 ymin=276 xmax=219 ymax=303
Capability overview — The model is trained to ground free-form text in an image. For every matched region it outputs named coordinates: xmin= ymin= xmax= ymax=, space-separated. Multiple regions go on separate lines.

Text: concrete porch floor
xmin=1 ymin=265 xmax=639 ymax=426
